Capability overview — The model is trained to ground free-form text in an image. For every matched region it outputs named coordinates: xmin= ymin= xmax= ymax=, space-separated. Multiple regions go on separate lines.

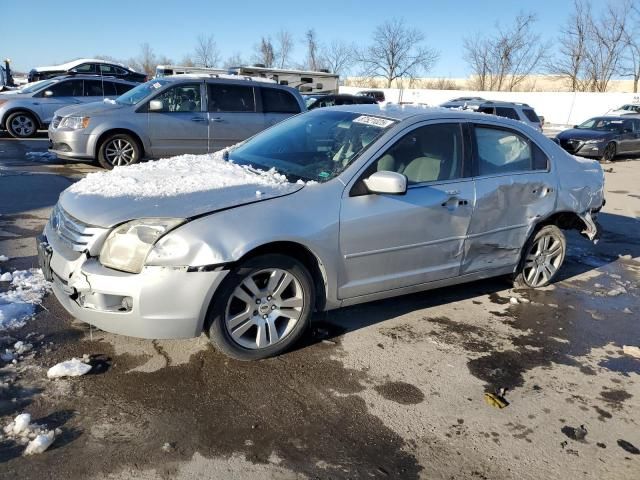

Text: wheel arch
xmin=94 ymin=128 xmax=146 ymax=159
xmin=1 ymin=108 xmax=44 ymax=130
xmin=235 ymin=241 xmax=329 ymax=313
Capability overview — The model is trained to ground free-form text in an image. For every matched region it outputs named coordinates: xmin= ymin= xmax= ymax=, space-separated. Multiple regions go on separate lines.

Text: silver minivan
xmin=48 ymin=75 xmax=306 ymax=169
xmin=0 ymin=75 xmax=137 ymax=138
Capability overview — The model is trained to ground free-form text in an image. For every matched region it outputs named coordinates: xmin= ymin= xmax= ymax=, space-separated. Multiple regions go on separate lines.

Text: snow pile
xmin=0 ymin=272 xmax=12 ymax=282
xmin=0 ymin=269 xmax=51 ymax=331
xmin=66 ymin=148 xmax=293 ymax=199
xmin=47 ymin=357 xmax=92 ymax=379
xmin=2 ymin=413 xmax=59 ymax=455
xmin=0 ymin=255 xmax=8 ymax=262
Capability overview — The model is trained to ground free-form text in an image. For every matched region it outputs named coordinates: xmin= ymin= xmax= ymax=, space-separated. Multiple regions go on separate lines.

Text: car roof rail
xmin=167 ymin=73 xmax=277 ymax=84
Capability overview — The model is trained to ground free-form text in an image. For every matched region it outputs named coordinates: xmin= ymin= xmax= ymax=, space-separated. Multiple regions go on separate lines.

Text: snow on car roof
xmin=34 ymin=58 xmax=131 ymax=73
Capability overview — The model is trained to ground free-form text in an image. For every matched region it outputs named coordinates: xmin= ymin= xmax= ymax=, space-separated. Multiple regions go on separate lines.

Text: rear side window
xmin=477 ymin=106 xmax=495 ymax=115
xmin=72 ymin=63 xmax=95 ymax=74
xmin=47 ymin=79 xmax=83 ymax=97
xmin=261 ymin=88 xmax=301 ymax=114
xmin=494 ymin=107 xmax=519 ymax=120
xmin=208 ymin=84 xmax=255 ymax=112
xmin=522 ymin=108 xmax=540 ymax=122
xmin=474 ymin=126 xmax=548 ymax=175
xmin=115 ymin=82 xmax=134 ymax=95
xmin=84 ymin=79 xmax=114 ymax=96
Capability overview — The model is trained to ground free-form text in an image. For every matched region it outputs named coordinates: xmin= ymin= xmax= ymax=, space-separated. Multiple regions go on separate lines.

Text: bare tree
xmin=275 ymin=30 xmax=294 ymax=69
xmin=180 ymin=55 xmax=196 ymax=67
xmin=623 ymin=8 xmax=640 ymax=93
xmin=304 ymin=29 xmax=322 ymax=71
xmin=322 ymin=40 xmax=355 ymax=75
xmin=355 ymin=19 xmax=439 ymax=88
xmin=131 ymin=43 xmax=157 ymax=77
xmin=194 ymin=34 xmax=220 ymax=68
xmin=253 ymin=37 xmax=276 ymax=67
xmin=463 ymin=13 xmax=547 ymax=91
xmin=224 ymin=52 xmax=245 ymax=68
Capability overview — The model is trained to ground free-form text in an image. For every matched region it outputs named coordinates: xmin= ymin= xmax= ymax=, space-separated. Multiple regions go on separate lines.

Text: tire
xmin=601 ymin=142 xmax=616 ymax=163
xmin=514 ymin=225 xmax=566 ymax=288
xmin=5 ymin=111 xmax=38 ymax=138
xmin=97 ymin=133 xmax=141 ymax=169
xmin=206 ymin=254 xmax=315 ymax=361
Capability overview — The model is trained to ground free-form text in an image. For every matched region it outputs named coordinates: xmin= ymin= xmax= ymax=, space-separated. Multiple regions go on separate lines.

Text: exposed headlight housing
xmin=583 ymin=139 xmax=604 ymax=145
xmin=59 ymin=116 xmax=90 ymax=130
xmin=99 ymin=218 xmax=184 ymax=273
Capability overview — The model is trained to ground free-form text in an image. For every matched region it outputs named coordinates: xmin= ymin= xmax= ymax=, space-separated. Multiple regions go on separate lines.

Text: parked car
xmin=0 ymin=75 xmax=137 ymax=138
xmin=48 ymin=75 xmax=306 ymax=168
xmin=305 ymin=93 xmax=376 ymax=110
xmin=28 ymin=58 xmax=147 ymax=83
xmin=605 ymin=104 xmax=640 ymax=116
xmin=39 ymin=105 xmax=604 ymax=360
xmin=357 ymin=90 xmax=385 ymax=102
xmin=440 ymin=96 xmax=485 ymax=109
xmin=476 ymin=101 xmax=543 ymax=131
xmin=555 ymin=116 xmax=640 ymax=162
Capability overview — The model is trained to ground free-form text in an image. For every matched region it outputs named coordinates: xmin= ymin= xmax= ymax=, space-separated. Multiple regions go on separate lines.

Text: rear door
xmin=146 ymin=82 xmax=208 ymax=156
xmin=617 ymin=119 xmax=639 ymax=153
xmin=462 ymin=123 xmax=556 ymax=274
xmin=82 ymin=79 xmax=119 ymax=103
xmin=339 ymin=121 xmax=474 ymax=298
xmin=35 ymin=79 xmax=84 ymax=124
xmin=207 ymin=83 xmax=262 ymax=151
xmin=261 ymin=87 xmax=302 ymax=129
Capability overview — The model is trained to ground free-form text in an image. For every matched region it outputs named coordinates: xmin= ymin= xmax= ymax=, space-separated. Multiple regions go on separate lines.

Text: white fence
xmin=339 ymin=86 xmax=640 ymax=127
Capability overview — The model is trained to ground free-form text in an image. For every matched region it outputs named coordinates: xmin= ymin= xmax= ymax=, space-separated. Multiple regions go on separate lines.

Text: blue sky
xmin=3 ymin=0 xmax=578 ymax=76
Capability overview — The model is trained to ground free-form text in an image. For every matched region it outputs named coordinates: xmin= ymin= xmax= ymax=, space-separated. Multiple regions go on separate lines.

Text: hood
xmin=55 ymin=100 xmax=127 ymax=118
xmin=556 ymin=129 xmax=614 ymax=141
xmin=59 ymin=150 xmax=304 ymax=227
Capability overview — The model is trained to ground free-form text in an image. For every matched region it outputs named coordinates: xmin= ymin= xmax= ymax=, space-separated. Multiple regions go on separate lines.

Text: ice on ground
xmin=26 ymin=151 xmax=57 ymax=161
xmin=24 ymin=431 xmax=55 ymax=455
xmin=12 ymin=413 xmax=31 ymax=435
xmin=0 ymin=272 xmax=12 ymax=282
xmin=47 ymin=358 xmax=92 ymax=378
xmin=0 ymin=269 xmax=51 ymax=331
xmin=66 ymin=148 xmax=295 ymax=199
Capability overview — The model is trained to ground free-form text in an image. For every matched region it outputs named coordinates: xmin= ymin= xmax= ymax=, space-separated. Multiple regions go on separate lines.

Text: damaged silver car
xmin=38 ymin=105 xmax=605 ymax=360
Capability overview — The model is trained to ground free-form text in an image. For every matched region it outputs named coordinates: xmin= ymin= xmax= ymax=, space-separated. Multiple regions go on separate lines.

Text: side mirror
xmin=363 ymin=171 xmax=407 ymax=195
xmin=573 ymin=125 xmax=578 ymax=129
xmin=44 ymin=90 xmax=53 ymax=97
xmin=149 ymin=99 xmax=163 ymax=111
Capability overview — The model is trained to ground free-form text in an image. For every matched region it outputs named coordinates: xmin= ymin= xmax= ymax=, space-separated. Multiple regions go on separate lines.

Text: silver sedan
xmin=39 ymin=105 xmax=605 ymax=360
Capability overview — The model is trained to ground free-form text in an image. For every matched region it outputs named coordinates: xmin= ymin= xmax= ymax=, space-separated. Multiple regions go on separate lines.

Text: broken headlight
xmin=99 ymin=218 xmax=184 ymax=273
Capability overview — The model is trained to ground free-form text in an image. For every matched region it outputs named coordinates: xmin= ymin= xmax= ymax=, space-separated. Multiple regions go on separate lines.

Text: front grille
xmin=51 ymin=116 xmax=62 ymax=129
xmin=49 ymin=205 xmax=103 ymax=252
xmin=560 ymin=138 xmax=582 ymax=153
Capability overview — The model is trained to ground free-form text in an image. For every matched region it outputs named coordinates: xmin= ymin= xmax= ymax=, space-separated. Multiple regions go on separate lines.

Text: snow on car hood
xmin=59 ymin=150 xmax=304 ymax=227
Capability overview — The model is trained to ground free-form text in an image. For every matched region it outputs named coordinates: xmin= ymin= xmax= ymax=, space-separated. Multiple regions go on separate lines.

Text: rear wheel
xmin=6 ymin=111 xmax=38 ymax=138
xmin=97 ymin=133 xmax=141 ymax=169
xmin=207 ymin=254 xmax=315 ymax=360
xmin=514 ymin=225 xmax=566 ymax=288
xmin=601 ymin=142 xmax=616 ymax=163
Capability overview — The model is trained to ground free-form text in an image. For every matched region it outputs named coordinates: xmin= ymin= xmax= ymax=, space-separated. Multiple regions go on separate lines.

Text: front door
xmin=462 ymin=123 xmax=557 ymax=274
xmin=339 ymin=122 xmax=474 ymax=299
xmin=146 ymin=82 xmax=208 ymax=157
xmin=207 ymin=83 xmax=263 ymax=151
xmin=36 ymin=79 xmax=84 ymax=124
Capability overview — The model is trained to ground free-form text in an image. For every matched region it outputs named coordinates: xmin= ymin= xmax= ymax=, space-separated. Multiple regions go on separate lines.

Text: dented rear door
xmin=462 ymin=123 xmax=557 ymax=274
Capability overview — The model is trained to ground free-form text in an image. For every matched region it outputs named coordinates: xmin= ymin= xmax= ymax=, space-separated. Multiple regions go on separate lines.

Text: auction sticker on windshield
xmin=352 ymin=116 xmax=395 ymax=128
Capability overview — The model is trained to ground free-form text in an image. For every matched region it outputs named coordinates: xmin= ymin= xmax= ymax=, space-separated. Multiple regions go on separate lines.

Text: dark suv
xmin=305 ymin=94 xmax=377 ymax=110
xmin=28 ymin=59 xmax=147 ymax=83
xmin=357 ymin=90 xmax=386 ymax=102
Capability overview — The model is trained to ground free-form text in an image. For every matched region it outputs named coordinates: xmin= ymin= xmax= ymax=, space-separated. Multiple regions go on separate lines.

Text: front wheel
xmin=601 ymin=142 xmax=616 ymax=163
xmin=207 ymin=254 xmax=315 ymax=360
xmin=97 ymin=133 xmax=141 ymax=169
xmin=6 ymin=111 xmax=38 ymax=138
xmin=514 ymin=225 xmax=566 ymax=288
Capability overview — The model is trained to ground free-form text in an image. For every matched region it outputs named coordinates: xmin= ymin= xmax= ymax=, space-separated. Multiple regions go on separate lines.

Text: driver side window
xmin=370 ymin=123 xmax=464 ymax=184
xmin=153 ymin=84 xmax=202 ymax=112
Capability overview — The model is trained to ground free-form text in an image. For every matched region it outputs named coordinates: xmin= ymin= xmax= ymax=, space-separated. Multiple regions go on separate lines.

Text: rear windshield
xmin=522 ymin=108 xmax=540 ymax=122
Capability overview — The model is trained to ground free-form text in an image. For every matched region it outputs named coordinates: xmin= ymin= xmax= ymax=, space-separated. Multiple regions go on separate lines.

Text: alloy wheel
xmin=522 ymin=233 xmax=564 ymax=287
xmin=104 ymin=138 xmax=135 ymax=166
xmin=225 ymin=268 xmax=304 ymax=350
xmin=603 ymin=143 xmax=616 ymax=162
xmin=10 ymin=115 xmax=35 ymax=137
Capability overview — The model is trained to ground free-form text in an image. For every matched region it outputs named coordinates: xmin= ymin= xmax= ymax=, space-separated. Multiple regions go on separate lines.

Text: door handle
xmin=211 ymin=117 xmax=224 ymax=123
xmin=191 ymin=117 xmax=206 ymax=122
xmin=441 ymin=197 xmax=469 ymax=208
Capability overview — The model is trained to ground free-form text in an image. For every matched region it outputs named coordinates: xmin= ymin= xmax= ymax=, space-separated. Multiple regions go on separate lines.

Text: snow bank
xmin=0 ymin=269 xmax=51 ymax=331
xmin=47 ymin=358 xmax=92 ymax=379
xmin=67 ymin=148 xmax=292 ymax=199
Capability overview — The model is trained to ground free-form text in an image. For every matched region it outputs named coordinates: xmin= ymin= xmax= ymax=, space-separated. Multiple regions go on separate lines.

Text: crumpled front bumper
xmin=38 ymin=223 xmax=228 ymax=339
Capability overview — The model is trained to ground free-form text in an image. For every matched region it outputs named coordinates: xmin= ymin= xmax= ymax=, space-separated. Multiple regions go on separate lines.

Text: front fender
xmin=87 ymin=121 xmax=151 ymax=157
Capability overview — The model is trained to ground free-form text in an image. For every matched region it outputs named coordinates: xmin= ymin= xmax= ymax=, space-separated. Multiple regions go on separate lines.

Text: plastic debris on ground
xmin=484 ymin=390 xmax=509 ymax=409
xmin=47 ymin=357 xmax=92 ymax=379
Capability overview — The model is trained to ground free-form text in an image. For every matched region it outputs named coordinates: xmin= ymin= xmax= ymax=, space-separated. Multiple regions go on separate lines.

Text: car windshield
xmin=577 ymin=117 xmax=625 ymax=132
xmin=115 ymin=79 xmax=169 ymax=105
xmin=228 ymin=110 xmax=396 ymax=183
xmin=19 ymin=79 xmax=57 ymax=94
